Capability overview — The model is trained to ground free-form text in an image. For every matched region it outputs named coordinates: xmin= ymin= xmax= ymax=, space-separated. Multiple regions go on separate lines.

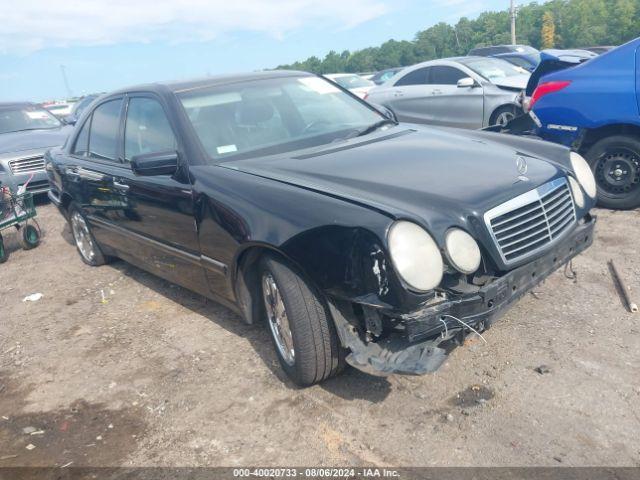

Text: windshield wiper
xmin=339 ymin=119 xmax=396 ymax=142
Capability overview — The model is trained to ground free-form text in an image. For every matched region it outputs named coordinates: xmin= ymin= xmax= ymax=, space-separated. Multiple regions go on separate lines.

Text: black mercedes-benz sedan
xmin=45 ymin=70 xmax=597 ymax=386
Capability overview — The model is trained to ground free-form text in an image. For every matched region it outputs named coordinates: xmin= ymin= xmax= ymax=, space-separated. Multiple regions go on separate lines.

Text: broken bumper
xmin=331 ymin=215 xmax=595 ymax=376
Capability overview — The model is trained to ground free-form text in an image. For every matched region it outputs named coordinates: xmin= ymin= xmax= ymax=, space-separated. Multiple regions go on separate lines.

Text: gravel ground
xmin=1 ymin=202 xmax=639 ymax=467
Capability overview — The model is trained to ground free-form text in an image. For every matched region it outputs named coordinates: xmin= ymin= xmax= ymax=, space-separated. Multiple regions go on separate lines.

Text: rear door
xmin=386 ymin=66 xmax=435 ymax=123
xmin=425 ymin=65 xmax=484 ymax=129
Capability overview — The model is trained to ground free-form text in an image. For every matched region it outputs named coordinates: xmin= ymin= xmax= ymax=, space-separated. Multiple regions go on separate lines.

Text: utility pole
xmin=59 ymin=65 xmax=73 ymax=99
xmin=510 ymin=0 xmax=517 ymax=45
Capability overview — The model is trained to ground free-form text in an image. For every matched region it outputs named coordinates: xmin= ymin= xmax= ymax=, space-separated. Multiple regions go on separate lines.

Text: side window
xmin=72 ymin=117 xmax=90 ymax=156
xmin=124 ymin=98 xmax=177 ymax=160
xmin=394 ymin=67 xmax=430 ymax=86
xmin=429 ymin=66 xmax=468 ymax=85
xmin=88 ymin=99 xmax=122 ymax=161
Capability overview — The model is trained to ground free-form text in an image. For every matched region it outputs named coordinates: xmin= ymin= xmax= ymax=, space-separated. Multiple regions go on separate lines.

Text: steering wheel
xmin=302 ymin=120 xmax=332 ymax=135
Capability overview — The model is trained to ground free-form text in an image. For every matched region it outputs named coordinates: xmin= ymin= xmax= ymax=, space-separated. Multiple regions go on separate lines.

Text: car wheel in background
xmin=260 ymin=254 xmax=345 ymax=386
xmin=584 ymin=135 xmax=640 ymax=210
xmin=490 ymin=105 xmax=521 ymax=127
xmin=68 ymin=204 xmax=109 ymax=266
xmin=20 ymin=224 xmax=40 ymax=250
xmin=0 ymin=233 xmax=7 ymax=263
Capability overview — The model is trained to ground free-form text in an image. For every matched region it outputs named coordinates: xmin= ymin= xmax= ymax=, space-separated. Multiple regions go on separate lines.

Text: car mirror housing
xmin=130 ymin=151 xmax=179 ymax=176
xmin=457 ymin=77 xmax=476 ymax=88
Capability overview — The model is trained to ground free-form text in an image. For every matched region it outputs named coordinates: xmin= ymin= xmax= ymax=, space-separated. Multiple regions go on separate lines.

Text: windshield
xmin=0 ymin=105 xmax=62 ymax=134
xmin=329 ymin=75 xmax=374 ymax=89
xmin=178 ymin=75 xmax=385 ymax=161
xmin=458 ymin=57 xmax=526 ymax=81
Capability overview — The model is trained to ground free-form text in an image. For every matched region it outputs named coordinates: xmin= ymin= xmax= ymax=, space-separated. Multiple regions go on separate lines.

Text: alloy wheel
xmin=71 ymin=211 xmax=96 ymax=263
xmin=262 ymin=272 xmax=295 ymax=366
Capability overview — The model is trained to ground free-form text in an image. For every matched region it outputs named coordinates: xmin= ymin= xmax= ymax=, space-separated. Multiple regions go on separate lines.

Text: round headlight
xmin=568 ymin=176 xmax=585 ymax=208
xmin=570 ymin=152 xmax=596 ymax=199
xmin=445 ymin=228 xmax=482 ymax=274
xmin=388 ymin=221 xmax=443 ymax=292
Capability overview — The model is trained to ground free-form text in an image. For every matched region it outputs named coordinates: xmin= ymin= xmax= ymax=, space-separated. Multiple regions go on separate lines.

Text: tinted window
xmin=429 ymin=66 xmax=468 ymax=85
xmin=394 ymin=67 xmax=430 ymax=86
xmin=73 ymin=118 xmax=90 ymax=156
xmin=125 ymin=98 xmax=177 ymax=160
xmin=88 ymin=99 xmax=122 ymax=161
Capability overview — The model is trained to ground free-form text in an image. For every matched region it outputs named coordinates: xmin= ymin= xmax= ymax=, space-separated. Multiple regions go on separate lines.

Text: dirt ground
xmin=1 ymin=201 xmax=639 ymax=468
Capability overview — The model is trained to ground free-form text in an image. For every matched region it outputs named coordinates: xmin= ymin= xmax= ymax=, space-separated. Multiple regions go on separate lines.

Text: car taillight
xmin=529 ymin=81 xmax=571 ymax=109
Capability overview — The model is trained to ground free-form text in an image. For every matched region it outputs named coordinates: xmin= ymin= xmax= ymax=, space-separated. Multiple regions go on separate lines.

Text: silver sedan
xmin=365 ymin=57 xmax=530 ymax=129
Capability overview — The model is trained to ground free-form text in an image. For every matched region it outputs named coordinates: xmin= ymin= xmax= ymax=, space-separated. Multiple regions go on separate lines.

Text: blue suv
xmin=526 ymin=38 xmax=640 ymax=209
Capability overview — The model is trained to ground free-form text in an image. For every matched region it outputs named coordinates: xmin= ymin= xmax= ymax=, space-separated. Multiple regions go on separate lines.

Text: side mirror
xmin=130 ymin=151 xmax=179 ymax=176
xmin=370 ymin=103 xmax=398 ymax=123
xmin=457 ymin=77 xmax=477 ymax=88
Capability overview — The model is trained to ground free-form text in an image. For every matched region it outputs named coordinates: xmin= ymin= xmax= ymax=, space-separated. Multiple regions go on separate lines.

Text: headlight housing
xmin=568 ymin=176 xmax=585 ymax=208
xmin=570 ymin=152 xmax=596 ymax=199
xmin=388 ymin=221 xmax=443 ymax=292
xmin=445 ymin=228 xmax=482 ymax=274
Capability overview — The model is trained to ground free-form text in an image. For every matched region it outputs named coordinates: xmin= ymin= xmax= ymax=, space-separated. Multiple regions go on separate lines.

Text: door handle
xmin=112 ymin=180 xmax=130 ymax=191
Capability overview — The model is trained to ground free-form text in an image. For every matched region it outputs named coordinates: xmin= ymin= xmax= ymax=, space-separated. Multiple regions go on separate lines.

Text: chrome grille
xmin=485 ymin=177 xmax=576 ymax=265
xmin=9 ymin=155 xmax=45 ymax=174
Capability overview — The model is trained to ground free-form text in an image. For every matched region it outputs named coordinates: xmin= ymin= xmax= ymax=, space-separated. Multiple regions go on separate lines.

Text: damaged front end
xmin=328 ymin=215 xmax=595 ymax=376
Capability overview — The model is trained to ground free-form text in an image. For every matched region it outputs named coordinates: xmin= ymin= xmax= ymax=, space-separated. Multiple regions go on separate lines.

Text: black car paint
xmin=46 ymin=71 xmax=595 ymax=376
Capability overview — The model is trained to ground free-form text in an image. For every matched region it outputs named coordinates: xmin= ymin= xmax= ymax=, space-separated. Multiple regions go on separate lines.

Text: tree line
xmin=277 ymin=0 xmax=639 ymax=73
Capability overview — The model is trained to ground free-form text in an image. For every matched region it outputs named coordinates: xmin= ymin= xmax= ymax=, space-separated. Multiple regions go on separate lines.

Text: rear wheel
xmin=69 ymin=204 xmax=108 ymax=266
xmin=584 ymin=135 xmax=640 ymax=209
xmin=260 ymin=255 xmax=345 ymax=386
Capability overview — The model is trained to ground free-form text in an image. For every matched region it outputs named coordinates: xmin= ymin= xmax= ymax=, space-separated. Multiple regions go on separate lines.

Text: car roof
xmin=107 ymin=70 xmax=313 ymax=96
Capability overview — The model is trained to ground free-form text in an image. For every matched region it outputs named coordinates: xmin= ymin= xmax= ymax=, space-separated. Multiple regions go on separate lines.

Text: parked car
xmin=366 ymin=57 xmax=530 ymax=128
xmin=46 ymin=71 xmax=596 ymax=386
xmin=502 ymin=38 xmax=640 ymax=209
xmin=493 ymin=51 xmax=540 ymax=72
xmin=0 ymin=102 xmax=72 ymax=194
xmin=370 ymin=67 xmax=404 ymax=85
xmin=42 ymin=101 xmax=74 ymax=119
xmin=64 ymin=94 xmax=101 ymax=125
xmin=324 ymin=73 xmax=375 ymax=99
xmin=469 ymin=44 xmax=539 ymax=57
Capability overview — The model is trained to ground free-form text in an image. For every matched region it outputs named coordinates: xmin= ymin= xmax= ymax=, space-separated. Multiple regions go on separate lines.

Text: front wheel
xmin=584 ymin=135 xmax=640 ymax=210
xmin=69 ymin=205 xmax=108 ymax=266
xmin=260 ymin=255 xmax=345 ymax=386
xmin=490 ymin=105 xmax=521 ymax=127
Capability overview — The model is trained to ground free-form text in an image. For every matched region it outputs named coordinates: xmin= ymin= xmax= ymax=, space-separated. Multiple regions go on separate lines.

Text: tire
xmin=260 ymin=255 xmax=345 ymax=386
xmin=20 ymin=224 xmax=40 ymax=250
xmin=490 ymin=105 xmax=521 ymax=127
xmin=0 ymin=233 xmax=7 ymax=264
xmin=68 ymin=203 xmax=108 ymax=266
xmin=584 ymin=135 xmax=640 ymax=210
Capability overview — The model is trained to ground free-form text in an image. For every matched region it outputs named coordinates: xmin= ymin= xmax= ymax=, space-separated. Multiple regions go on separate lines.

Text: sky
xmin=0 ymin=0 xmax=507 ymax=102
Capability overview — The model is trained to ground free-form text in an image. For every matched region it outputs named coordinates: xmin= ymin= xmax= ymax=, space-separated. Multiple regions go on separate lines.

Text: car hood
xmin=0 ymin=126 xmax=72 ymax=156
xmin=221 ymin=126 xmax=566 ymax=230
xmin=491 ymin=74 xmax=530 ymax=90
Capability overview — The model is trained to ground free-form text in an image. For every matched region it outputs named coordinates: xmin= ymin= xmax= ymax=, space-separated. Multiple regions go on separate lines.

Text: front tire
xmin=260 ymin=255 xmax=345 ymax=386
xmin=490 ymin=105 xmax=520 ymax=127
xmin=584 ymin=135 xmax=640 ymax=210
xmin=69 ymin=204 xmax=108 ymax=266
